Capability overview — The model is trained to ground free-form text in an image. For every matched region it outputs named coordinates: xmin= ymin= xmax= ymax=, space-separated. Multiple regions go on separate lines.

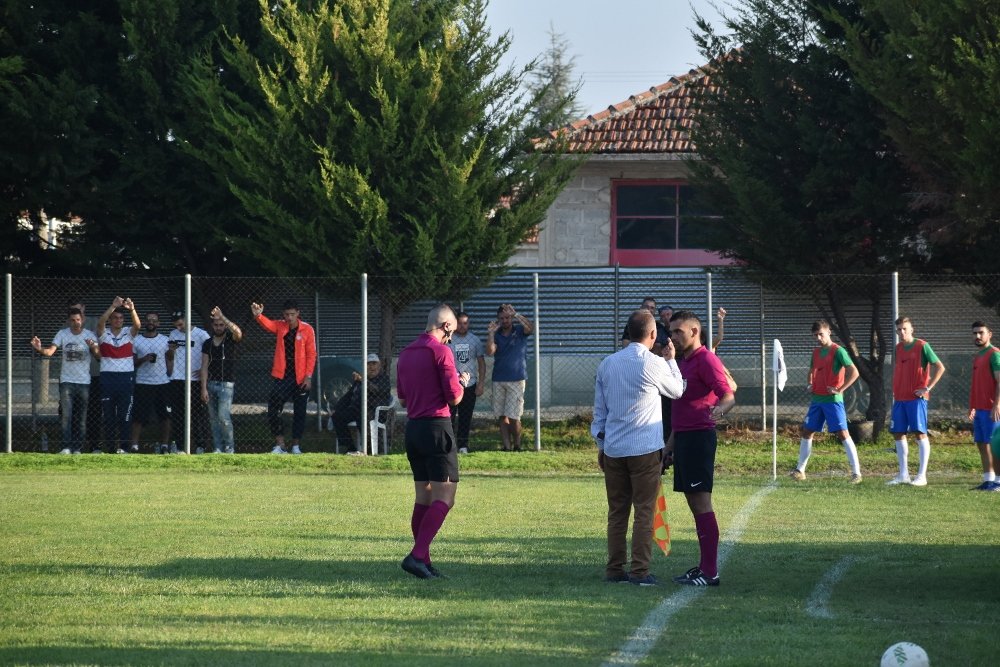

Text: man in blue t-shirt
xmin=486 ymin=303 xmax=534 ymax=451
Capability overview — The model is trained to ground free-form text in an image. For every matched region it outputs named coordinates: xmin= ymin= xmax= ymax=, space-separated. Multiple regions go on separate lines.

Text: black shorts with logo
xmin=405 ymin=418 xmax=459 ymax=483
xmin=672 ymin=429 xmax=717 ymax=494
xmin=133 ymin=383 xmax=170 ymax=424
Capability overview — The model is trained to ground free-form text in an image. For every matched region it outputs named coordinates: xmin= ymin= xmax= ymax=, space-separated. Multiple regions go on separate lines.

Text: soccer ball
xmin=880 ymin=642 xmax=929 ymax=667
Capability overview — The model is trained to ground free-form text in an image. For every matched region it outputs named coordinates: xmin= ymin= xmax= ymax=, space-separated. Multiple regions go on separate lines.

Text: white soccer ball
xmin=880 ymin=642 xmax=929 ymax=667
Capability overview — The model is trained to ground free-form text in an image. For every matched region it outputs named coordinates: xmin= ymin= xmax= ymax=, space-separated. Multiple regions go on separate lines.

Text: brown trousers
xmin=603 ymin=449 xmax=662 ymax=579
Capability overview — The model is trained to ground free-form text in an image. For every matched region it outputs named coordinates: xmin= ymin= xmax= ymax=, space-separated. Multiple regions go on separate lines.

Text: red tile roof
xmin=553 ymin=67 xmax=712 ymax=154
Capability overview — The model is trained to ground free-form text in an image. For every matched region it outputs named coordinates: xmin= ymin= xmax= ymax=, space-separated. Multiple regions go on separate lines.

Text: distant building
xmin=511 ymin=67 xmax=729 ymax=268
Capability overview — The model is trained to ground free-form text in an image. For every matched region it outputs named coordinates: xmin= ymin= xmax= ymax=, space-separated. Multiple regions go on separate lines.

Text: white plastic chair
xmin=345 ymin=395 xmax=400 ymax=455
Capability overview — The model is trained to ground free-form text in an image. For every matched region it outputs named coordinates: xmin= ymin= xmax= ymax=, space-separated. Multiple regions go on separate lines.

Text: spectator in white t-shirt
xmin=131 ymin=311 xmax=172 ymax=453
xmin=166 ymin=310 xmax=211 ymax=453
xmin=30 ymin=307 xmax=99 ymax=454
xmin=96 ymin=297 xmax=141 ymax=453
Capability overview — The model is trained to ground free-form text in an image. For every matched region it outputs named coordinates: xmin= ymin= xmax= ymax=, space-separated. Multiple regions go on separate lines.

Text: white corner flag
xmin=772 ymin=339 xmax=787 ymax=392
xmin=771 ymin=339 xmax=787 ymax=480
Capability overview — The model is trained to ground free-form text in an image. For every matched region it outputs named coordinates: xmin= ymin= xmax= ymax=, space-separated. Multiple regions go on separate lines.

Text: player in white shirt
xmin=166 ymin=310 xmax=211 ymax=452
xmin=30 ymin=307 xmax=99 ymax=454
xmin=131 ymin=312 xmax=172 ymax=453
xmin=96 ymin=297 xmax=141 ymax=453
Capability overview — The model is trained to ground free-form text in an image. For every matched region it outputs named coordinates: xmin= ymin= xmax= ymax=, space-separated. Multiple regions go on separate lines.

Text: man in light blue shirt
xmin=592 ymin=310 xmax=684 ymax=586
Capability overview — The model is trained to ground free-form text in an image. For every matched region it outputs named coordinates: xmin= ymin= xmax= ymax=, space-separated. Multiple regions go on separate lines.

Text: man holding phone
xmin=252 ymin=299 xmax=317 ymax=454
xmin=131 ymin=311 xmax=172 ymax=453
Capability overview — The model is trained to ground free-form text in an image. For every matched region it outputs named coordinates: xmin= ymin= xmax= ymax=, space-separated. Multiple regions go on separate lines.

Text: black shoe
xmin=604 ymin=572 xmax=630 ymax=583
xmin=426 ymin=563 xmax=446 ymax=579
xmin=672 ymin=566 xmax=719 ymax=587
xmin=628 ymin=573 xmax=658 ymax=586
xmin=401 ymin=554 xmax=434 ymax=579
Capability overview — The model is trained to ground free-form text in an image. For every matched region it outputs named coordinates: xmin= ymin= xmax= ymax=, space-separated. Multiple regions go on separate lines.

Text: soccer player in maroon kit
xmin=397 ymin=304 xmax=470 ymax=578
xmin=666 ymin=310 xmax=735 ymax=586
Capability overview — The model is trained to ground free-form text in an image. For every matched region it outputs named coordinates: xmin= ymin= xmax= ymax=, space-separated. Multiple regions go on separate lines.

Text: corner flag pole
xmin=772 ymin=339 xmax=787 ymax=481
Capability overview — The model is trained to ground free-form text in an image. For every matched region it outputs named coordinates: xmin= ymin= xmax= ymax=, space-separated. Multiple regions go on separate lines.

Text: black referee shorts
xmin=405 ymin=418 xmax=460 ymax=483
xmin=672 ymin=429 xmax=717 ymax=494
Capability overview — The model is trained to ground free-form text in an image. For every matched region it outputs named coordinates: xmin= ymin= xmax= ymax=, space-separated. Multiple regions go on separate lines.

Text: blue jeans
xmin=206 ymin=381 xmax=235 ymax=451
xmin=59 ymin=382 xmax=89 ymax=452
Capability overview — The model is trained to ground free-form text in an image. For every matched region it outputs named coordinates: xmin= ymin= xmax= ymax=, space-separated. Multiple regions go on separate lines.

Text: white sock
xmin=797 ymin=438 xmax=812 ymax=472
xmin=842 ymin=437 xmax=861 ymax=475
xmin=916 ymin=438 xmax=930 ymax=477
xmin=894 ymin=439 xmax=908 ymax=477
xmin=986 ymin=471 xmax=996 ymax=483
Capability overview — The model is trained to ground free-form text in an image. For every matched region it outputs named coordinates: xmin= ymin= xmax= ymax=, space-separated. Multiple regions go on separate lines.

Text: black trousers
xmin=450 ymin=383 xmax=478 ymax=451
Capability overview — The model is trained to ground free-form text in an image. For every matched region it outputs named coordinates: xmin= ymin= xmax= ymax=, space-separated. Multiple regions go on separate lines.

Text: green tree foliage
xmin=832 ymin=0 xmax=1000 ymax=309
xmin=688 ymin=0 xmax=928 ymax=431
xmin=185 ymin=0 xmax=578 ymax=360
xmin=524 ymin=23 xmax=583 ymax=130
xmin=0 ymin=0 xmax=260 ymax=276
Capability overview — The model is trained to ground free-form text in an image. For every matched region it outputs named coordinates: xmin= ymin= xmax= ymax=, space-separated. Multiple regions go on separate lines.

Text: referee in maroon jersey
xmin=397 ymin=304 xmax=470 ymax=579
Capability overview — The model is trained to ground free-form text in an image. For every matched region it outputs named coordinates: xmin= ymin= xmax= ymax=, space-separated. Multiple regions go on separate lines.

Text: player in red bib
xmin=790 ymin=319 xmax=862 ymax=484
xmin=968 ymin=321 xmax=1000 ymax=491
xmin=888 ymin=317 xmax=945 ymax=487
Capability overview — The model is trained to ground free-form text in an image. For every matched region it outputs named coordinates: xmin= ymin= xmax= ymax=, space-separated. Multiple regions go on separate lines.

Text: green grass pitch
xmin=0 ymin=445 xmax=997 ymax=665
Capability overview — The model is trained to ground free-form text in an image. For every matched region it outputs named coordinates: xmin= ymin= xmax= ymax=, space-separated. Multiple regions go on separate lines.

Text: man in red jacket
xmin=252 ymin=299 xmax=317 ymax=454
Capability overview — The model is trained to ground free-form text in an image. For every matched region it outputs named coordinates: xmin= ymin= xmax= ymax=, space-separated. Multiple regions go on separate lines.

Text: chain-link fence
xmin=3 ymin=271 xmax=999 ymax=453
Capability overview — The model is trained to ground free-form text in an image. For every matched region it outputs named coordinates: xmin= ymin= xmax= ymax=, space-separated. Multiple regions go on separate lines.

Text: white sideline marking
xmin=805 ymin=555 xmax=871 ymax=619
xmin=602 ymin=483 xmax=777 ymax=667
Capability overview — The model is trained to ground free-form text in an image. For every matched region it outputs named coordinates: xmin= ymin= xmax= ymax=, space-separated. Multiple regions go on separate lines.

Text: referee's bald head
xmin=426 ymin=303 xmax=458 ymax=332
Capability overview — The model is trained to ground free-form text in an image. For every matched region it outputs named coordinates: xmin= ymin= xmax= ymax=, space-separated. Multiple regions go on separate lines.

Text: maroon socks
xmin=411 ymin=500 xmax=450 ymax=563
xmin=411 ymin=502 xmax=428 ymax=541
xmin=694 ymin=511 xmax=719 ymax=578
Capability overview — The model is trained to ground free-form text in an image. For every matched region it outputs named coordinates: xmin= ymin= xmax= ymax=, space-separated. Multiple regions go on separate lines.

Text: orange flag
xmin=653 ymin=481 xmax=671 ymax=556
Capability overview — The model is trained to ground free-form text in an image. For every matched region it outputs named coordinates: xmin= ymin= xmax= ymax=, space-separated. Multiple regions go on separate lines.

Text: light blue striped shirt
xmin=591 ymin=343 xmax=684 ymax=458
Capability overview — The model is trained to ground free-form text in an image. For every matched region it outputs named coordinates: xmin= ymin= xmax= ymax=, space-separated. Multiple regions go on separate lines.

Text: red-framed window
xmin=610 ymin=179 xmax=730 ymax=267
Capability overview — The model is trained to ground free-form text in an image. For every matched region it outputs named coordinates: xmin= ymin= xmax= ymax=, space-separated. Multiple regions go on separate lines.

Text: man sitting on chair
xmin=331 ymin=353 xmax=392 ymax=455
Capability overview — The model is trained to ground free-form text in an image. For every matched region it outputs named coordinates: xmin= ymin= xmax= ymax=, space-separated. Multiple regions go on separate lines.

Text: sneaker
xmin=886 ymin=475 xmax=911 ymax=486
xmin=58 ymin=448 xmax=72 ymax=455
xmin=213 ymin=448 xmax=223 ymax=454
xmin=401 ymin=554 xmax=434 ymax=579
xmin=91 ymin=449 xmax=103 ymax=454
xmin=346 ymin=450 xmax=364 ymax=457
xmin=910 ymin=475 xmax=927 ymax=487
xmin=604 ymin=573 xmax=630 ymax=583
xmin=850 ymin=473 xmax=863 ymax=484
xmin=976 ymin=480 xmax=1000 ymax=491
xmin=426 ymin=563 xmax=446 ymax=579
xmin=290 ymin=445 xmax=302 ymax=455
xmin=71 ymin=450 xmax=82 ymax=455
xmin=195 ymin=447 xmax=204 ymax=454
xmin=224 ymin=446 xmax=234 ymax=454
xmin=271 ymin=445 xmax=288 ymax=454
xmin=115 ymin=448 xmax=127 ymax=454
xmin=129 ymin=444 xmax=139 ymax=453
xmin=458 ymin=447 xmax=469 ymax=455
xmin=789 ymin=469 xmax=806 ymax=481
xmin=672 ymin=566 xmax=720 ymax=587
xmin=629 ymin=573 xmax=658 ymax=586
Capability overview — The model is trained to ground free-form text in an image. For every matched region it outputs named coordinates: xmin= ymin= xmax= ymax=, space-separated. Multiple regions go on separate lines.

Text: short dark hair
xmin=67 ymin=307 xmax=83 ymax=317
xmin=112 ymin=307 xmax=127 ymax=315
xmin=972 ymin=320 xmax=990 ymax=330
xmin=811 ymin=319 xmax=831 ymax=333
xmin=66 ymin=297 xmax=84 ymax=309
xmin=282 ymin=299 xmax=299 ymax=311
xmin=456 ymin=311 xmax=470 ymax=320
xmin=641 ymin=297 xmax=657 ymax=305
xmin=669 ymin=310 xmax=701 ymax=326
xmin=894 ymin=316 xmax=912 ymax=326
xmin=626 ymin=310 xmax=655 ymax=342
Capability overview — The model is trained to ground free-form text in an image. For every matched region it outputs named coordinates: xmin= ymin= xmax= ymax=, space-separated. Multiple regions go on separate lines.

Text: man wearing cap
xmin=330 ymin=352 xmax=391 ymax=455
xmin=252 ymin=299 xmax=317 ymax=454
xmin=166 ymin=309 xmax=211 ymax=453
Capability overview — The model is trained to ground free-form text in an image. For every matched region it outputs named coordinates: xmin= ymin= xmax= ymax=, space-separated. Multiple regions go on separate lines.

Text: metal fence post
xmin=184 ymin=274 xmax=192 ymax=455
xmin=612 ymin=263 xmax=620 ymax=352
xmin=760 ymin=281 xmax=766 ymax=428
xmin=533 ymin=272 xmax=541 ymax=451
xmin=314 ymin=290 xmax=322 ymax=434
xmin=5 ymin=274 xmax=11 ymax=453
xmin=706 ymin=272 xmax=713 ymax=345
xmin=360 ymin=273 xmax=368 ymax=454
